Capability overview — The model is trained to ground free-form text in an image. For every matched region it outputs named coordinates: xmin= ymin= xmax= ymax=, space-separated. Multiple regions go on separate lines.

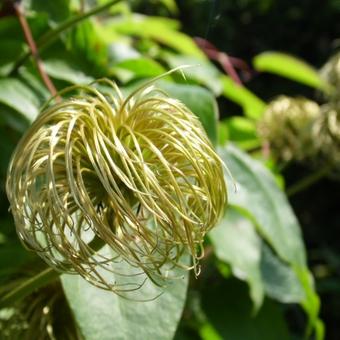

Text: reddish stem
xmin=14 ymin=3 xmax=60 ymax=101
xmin=195 ymin=37 xmax=254 ymax=85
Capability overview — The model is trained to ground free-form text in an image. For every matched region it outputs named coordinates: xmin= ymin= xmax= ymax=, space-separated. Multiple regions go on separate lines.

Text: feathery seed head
xmin=258 ymin=96 xmax=321 ymax=162
xmin=312 ymin=103 xmax=340 ymax=170
xmin=6 ymin=76 xmax=227 ymax=292
xmin=320 ymin=52 xmax=340 ymax=101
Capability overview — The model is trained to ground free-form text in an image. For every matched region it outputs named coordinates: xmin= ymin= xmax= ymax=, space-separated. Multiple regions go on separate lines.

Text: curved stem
xmin=0 ymin=268 xmax=60 ymax=309
xmin=286 ymin=165 xmax=332 ymax=197
xmin=10 ymin=0 xmax=122 ymax=75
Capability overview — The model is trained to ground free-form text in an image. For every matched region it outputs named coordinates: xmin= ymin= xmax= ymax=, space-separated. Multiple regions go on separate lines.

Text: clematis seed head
xmin=258 ymin=96 xmax=321 ymax=162
xmin=6 ymin=75 xmax=227 ymax=292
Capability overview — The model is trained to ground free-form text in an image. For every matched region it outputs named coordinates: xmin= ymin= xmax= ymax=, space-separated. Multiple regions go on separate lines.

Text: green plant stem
xmin=287 ymin=165 xmax=332 ymax=197
xmin=10 ymin=0 xmax=122 ymax=75
xmin=0 ymin=268 xmax=60 ymax=309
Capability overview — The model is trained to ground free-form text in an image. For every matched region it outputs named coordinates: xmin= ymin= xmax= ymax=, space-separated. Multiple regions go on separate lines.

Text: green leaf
xmin=0 ymin=78 xmax=40 ymax=123
xmin=108 ymin=14 xmax=206 ymax=59
xmin=65 ymin=19 xmax=107 ymax=68
xmin=23 ymin=0 xmax=71 ymax=23
xmin=0 ymin=242 xmax=34 ymax=282
xmin=159 ymin=82 xmax=218 ymax=145
xmin=209 ymin=207 xmax=264 ymax=310
xmin=217 ymin=121 xmax=229 ymax=146
xmin=218 ymin=144 xmax=321 ymax=336
xmin=220 ymin=75 xmax=266 ymax=120
xmin=261 ymin=244 xmax=304 ymax=303
xmin=61 ymin=258 xmax=189 ymax=340
xmin=111 ymin=58 xmax=166 ymax=83
xmin=253 ymin=52 xmax=326 ymax=90
xmin=43 ymin=58 xmax=94 ymax=84
xmin=219 ymin=144 xmax=306 ymax=267
xmin=224 ymin=116 xmax=261 ymax=150
xmin=0 ymin=40 xmax=26 ymax=76
xmin=162 ymin=54 xmax=222 ymax=95
xmin=201 ymin=278 xmax=290 ymax=340
xmin=159 ymin=0 xmax=179 ymax=14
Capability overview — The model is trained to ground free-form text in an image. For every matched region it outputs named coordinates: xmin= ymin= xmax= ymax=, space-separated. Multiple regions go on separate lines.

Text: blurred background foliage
xmin=0 ymin=0 xmax=340 ymax=339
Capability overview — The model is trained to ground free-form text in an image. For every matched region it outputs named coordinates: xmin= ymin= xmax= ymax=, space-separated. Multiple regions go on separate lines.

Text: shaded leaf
xmin=23 ymin=0 xmax=71 ymax=23
xmin=201 ymin=278 xmax=290 ymax=340
xmin=0 ymin=242 xmax=34 ymax=282
xmin=0 ymin=40 xmax=26 ymax=77
xmin=209 ymin=207 xmax=264 ymax=310
xmin=218 ymin=144 xmax=321 ymax=335
xmin=261 ymin=244 xmax=304 ymax=303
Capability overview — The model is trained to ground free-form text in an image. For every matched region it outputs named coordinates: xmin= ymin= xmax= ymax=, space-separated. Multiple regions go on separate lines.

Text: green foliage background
xmin=0 ymin=0 xmax=339 ymax=339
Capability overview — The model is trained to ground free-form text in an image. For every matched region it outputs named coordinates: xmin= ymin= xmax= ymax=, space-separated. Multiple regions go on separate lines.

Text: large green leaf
xmin=162 ymin=54 xmax=222 ymax=95
xmin=209 ymin=206 xmax=305 ymax=310
xmin=261 ymin=244 xmax=304 ymax=303
xmin=159 ymin=82 xmax=218 ymax=145
xmin=43 ymin=58 xmax=94 ymax=84
xmin=111 ymin=57 xmax=166 ymax=83
xmin=209 ymin=207 xmax=264 ymax=310
xmin=108 ymin=14 xmax=206 ymax=59
xmin=23 ymin=0 xmax=71 ymax=23
xmin=219 ymin=144 xmax=305 ymax=266
xmin=253 ymin=52 xmax=326 ymax=90
xmin=220 ymin=75 xmax=266 ymax=120
xmin=62 ymin=257 xmax=189 ymax=340
xmin=0 ymin=78 xmax=40 ymax=123
xmin=201 ymin=278 xmax=290 ymax=340
xmin=218 ymin=144 xmax=321 ymax=337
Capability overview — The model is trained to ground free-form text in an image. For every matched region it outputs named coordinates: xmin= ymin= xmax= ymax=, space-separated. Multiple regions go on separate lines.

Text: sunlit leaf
xmin=253 ymin=52 xmax=326 ymax=90
xmin=163 ymin=54 xmax=222 ymax=95
xmin=223 ymin=116 xmax=261 ymax=150
xmin=108 ymin=14 xmax=206 ymax=59
xmin=159 ymin=0 xmax=179 ymax=14
xmin=111 ymin=57 xmax=166 ymax=82
xmin=0 ymin=78 xmax=40 ymax=122
xmin=62 ymin=254 xmax=189 ymax=340
xmin=44 ymin=58 xmax=94 ymax=84
xmin=220 ymin=75 xmax=266 ymax=120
